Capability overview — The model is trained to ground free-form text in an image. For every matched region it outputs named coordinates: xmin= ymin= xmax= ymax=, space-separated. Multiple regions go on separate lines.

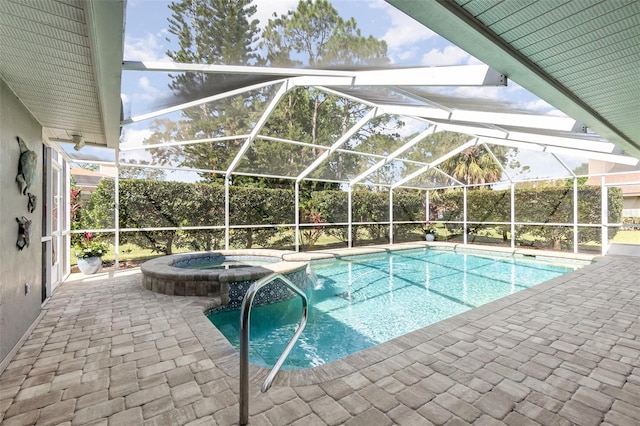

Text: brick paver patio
xmin=1 ymin=251 xmax=638 ymax=425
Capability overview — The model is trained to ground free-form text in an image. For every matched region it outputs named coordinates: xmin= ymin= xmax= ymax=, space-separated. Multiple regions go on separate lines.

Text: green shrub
xmin=83 ymin=180 xmax=622 ymax=253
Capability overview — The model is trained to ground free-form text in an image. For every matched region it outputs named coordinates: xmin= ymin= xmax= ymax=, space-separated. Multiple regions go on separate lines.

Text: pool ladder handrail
xmin=239 ymin=272 xmax=308 ymax=425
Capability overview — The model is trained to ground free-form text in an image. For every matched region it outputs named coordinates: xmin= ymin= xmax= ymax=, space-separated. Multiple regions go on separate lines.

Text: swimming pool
xmin=175 ymin=255 xmax=280 ymax=270
xmin=207 ymin=248 xmax=579 ymax=370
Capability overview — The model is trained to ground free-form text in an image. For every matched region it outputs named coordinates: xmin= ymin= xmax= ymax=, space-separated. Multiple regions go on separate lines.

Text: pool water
xmin=176 ymin=257 xmax=279 ymax=270
xmin=207 ymin=248 xmax=578 ymax=369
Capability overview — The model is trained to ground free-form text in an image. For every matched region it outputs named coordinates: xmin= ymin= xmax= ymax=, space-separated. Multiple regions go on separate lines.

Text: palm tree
xmin=439 ymin=145 xmax=502 ymax=187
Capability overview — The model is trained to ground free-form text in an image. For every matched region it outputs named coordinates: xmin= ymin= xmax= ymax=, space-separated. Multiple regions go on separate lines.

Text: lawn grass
xmin=611 ymin=229 xmax=640 ymax=244
xmin=72 ymin=228 xmax=639 ymax=266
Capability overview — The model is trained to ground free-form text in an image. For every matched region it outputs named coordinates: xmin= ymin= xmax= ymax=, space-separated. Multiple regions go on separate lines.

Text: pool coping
xmin=140 ymin=249 xmax=309 ymax=299
xmin=186 ymin=242 xmax=599 ymax=388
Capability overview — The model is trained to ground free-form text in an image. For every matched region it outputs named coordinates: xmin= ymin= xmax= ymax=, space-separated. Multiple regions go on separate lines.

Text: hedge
xmin=82 ymin=179 xmax=622 ymax=252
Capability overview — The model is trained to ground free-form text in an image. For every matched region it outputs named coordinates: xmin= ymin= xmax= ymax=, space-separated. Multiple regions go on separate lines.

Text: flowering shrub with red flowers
xmin=423 ymin=221 xmax=437 ymax=235
xmin=74 ymin=232 xmax=109 ymax=259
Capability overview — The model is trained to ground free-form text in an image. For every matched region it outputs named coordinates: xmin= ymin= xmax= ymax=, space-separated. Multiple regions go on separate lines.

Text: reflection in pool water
xmin=208 ymin=248 xmax=579 ymax=369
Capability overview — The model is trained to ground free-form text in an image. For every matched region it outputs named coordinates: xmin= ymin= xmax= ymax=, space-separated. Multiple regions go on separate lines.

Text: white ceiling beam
xmin=292 ymin=72 xmax=503 ymax=88
xmin=429 ymin=139 xmax=479 ymax=169
xmin=434 ymin=122 xmax=508 ymax=139
xmin=481 ymin=143 xmax=513 ymax=183
xmin=124 ymin=61 xmax=504 ymax=87
xmin=123 ymin=61 xmax=355 ymax=77
xmin=351 ymin=126 xmax=439 ymax=185
xmin=119 ymin=134 xmax=250 ymax=152
xmin=375 ymin=105 xmax=451 ymax=120
xmin=353 ymin=65 xmax=506 ymax=86
xmin=314 ymin=86 xmax=381 ymax=108
xmin=449 ymin=110 xmax=581 ymax=132
xmin=551 ymin=153 xmax=577 ymax=177
xmin=257 ymin=135 xmax=326 ymax=150
xmin=478 ymin=137 xmax=639 ymax=166
xmin=122 ymin=80 xmax=284 ymax=125
xmin=296 ymin=108 xmax=381 ymax=183
xmin=507 ymin=131 xmax=615 ymax=153
xmin=392 ymin=139 xmax=477 ymax=188
xmin=86 ymin=0 xmax=125 ymax=148
xmin=376 ymin=106 xmax=586 ymax=134
xmin=477 ymin=137 xmax=545 ymax=152
xmin=544 ymin=147 xmax=639 ymax=166
xmin=385 ymin=0 xmax=640 ymax=156
xmin=441 ymin=126 xmax=615 ymax=154
xmin=226 ymin=81 xmax=292 ymax=176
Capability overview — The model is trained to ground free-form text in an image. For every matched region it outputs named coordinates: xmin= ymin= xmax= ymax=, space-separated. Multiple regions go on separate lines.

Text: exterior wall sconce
xmin=72 ymin=134 xmax=85 ymax=150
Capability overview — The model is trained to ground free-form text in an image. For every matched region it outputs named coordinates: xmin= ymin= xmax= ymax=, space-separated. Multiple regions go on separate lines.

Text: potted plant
xmin=423 ymin=221 xmax=437 ymax=242
xmin=74 ymin=232 xmax=109 ymax=274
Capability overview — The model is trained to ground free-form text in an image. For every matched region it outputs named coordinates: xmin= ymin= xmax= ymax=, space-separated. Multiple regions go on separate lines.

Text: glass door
xmin=42 ymin=145 xmax=66 ymax=300
xmin=51 ymin=163 xmax=61 ymax=287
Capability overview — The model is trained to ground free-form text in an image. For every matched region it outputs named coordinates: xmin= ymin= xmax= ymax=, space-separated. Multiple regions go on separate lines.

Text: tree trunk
xmin=312 ymin=95 xmax=319 ymax=145
xmin=246 ymin=229 xmax=253 ymax=249
xmin=165 ymin=234 xmax=174 ymax=255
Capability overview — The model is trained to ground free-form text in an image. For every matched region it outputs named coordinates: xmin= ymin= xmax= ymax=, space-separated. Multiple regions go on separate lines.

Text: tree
xmin=146 ymin=0 xmax=264 ymax=183
xmin=568 ymin=162 xmax=589 ymax=186
xmin=439 ymin=145 xmax=503 ymax=187
xmin=259 ymin=0 xmax=395 ymax=184
xmin=261 ymin=0 xmax=388 ymax=67
xmin=145 ymin=0 xmax=401 ymax=190
xmin=119 ymin=160 xmax=166 ymax=180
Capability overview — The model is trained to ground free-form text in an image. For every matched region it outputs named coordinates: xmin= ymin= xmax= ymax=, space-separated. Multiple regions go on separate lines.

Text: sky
xmin=121 ymin=0 xmax=556 ymax=114
xmin=117 ymin=0 xmax=584 ymax=182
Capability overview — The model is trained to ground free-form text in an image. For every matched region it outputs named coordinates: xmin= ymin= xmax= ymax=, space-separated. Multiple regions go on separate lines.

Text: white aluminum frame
xmin=60 ymin=62 xmax=639 ymax=269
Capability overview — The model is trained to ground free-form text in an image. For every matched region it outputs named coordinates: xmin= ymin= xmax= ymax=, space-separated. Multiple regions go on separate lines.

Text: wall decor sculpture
xmin=16 ymin=216 xmax=32 ymax=250
xmin=27 ymin=192 xmax=36 ymax=213
xmin=16 ymin=136 xmax=37 ymax=195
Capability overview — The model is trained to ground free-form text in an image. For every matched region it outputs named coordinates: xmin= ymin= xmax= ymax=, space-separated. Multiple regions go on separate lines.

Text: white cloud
xmin=124 ymin=33 xmax=169 ymax=62
xmin=120 ymin=128 xmax=154 ymax=163
xmin=254 ymin=0 xmax=298 ymax=29
xmin=397 ymin=117 xmax=430 ymax=138
xmin=545 ymin=108 xmax=569 ymax=117
xmin=121 ymin=127 xmax=153 ymax=147
xmin=421 ymin=45 xmax=470 ymax=66
xmin=137 ymin=76 xmax=161 ymax=102
xmin=522 ymin=99 xmax=554 ymax=112
xmin=454 ymin=86 xmax=506 ymax=101
xmin=466 ymin=55 xmax=484 ymax=65
xmin=377 ymin=3 xmax=436 ymax=61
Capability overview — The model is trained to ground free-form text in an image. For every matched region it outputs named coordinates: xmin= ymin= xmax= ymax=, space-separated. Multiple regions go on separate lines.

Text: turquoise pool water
xmin=207 ymin=248 xmax=578 ymax=370
xmin=175 ymin=255 xmax=280 ymax=270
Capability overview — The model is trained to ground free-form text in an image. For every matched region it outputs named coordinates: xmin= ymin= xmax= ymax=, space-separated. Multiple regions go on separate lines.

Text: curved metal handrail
xmin=239 ymin=272 xmax=308 ymax=425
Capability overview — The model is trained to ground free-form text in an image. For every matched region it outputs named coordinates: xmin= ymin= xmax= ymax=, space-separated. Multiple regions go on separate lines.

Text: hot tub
xmin=140 ymin=249 xmax=309 ymax=306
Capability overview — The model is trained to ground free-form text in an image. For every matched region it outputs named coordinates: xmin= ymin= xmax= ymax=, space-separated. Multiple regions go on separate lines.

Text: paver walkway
xmin=0 ymin=254 xmax=638 ymax=425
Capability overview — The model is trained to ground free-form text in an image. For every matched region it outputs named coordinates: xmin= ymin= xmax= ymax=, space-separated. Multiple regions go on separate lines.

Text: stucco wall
xmin=0 ymin=78 xmax=43 ymax=363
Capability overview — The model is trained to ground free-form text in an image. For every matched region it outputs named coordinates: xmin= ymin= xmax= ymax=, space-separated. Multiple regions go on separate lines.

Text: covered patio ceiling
xmin=0 ymin=0 xmax=123 ymax=148
xmin=388 ymin=0 xmax=640 ymax=158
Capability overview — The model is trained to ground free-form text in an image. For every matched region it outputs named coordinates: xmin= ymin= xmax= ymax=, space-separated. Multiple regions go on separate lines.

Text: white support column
xmin=225 ymin=176 xmax=230 ymax=250
xmin=348 ymin=185 xmax=353 ymax=248
xmin=426 ymin=191 xmax=430 ymax=222
xmin=389 ymin=189 xmax=394 ymax=245
xmin=463 ymin=187 xmax=468 ymax=245
xmin=601 ymin=176 xmax=608 ymax=256
xmin=295 ymin=181 xmax=300 ymax=252
xmin=573 ymin=178 xmax=579 ymax=254
xmin=510 ymin=183 xmax=515 ymax=249
xmin=114 ymin=146 xmax=120 ymax=269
